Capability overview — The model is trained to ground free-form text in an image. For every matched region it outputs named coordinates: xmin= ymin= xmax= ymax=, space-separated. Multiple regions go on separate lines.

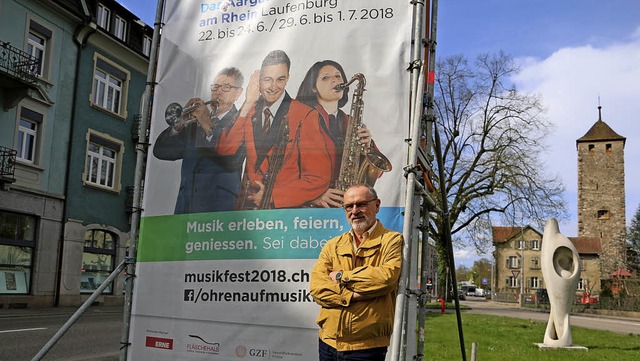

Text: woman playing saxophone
xmin=296 ymin=60 xmax=390 ymax=208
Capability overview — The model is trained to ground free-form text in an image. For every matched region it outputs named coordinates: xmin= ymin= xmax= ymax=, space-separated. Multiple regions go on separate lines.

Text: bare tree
xmin=429 ymin=52 xmax=567 ymax=285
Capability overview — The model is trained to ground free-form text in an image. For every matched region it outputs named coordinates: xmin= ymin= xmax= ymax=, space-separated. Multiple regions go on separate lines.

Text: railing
xmin=0 ymin=41 xmax=39 ymax=84
xmin=0 ymin=145 xmax=17 ymax=181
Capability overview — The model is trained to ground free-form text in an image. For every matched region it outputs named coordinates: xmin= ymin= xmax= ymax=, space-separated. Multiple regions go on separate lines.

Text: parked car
xmin=475 ymin=288 xmax=485 ymax=297
xmin=457 ymin=289 xmax=466 ymax=300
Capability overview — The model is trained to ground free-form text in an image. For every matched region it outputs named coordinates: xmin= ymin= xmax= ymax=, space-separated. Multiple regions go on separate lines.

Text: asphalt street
xmin=461 ymin=297 xmax=640 ymax=335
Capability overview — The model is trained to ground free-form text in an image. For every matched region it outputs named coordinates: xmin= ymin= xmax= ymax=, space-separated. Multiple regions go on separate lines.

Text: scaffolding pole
xmin=416 ymin=1 xmax=439 ymax=358
xmin=388 ymin=0 xmax=428 ymax=360
xmin=118 ymin=1 xmax=165 ymax=360
xmin=30 ymin=261 xmax=127 ymax=361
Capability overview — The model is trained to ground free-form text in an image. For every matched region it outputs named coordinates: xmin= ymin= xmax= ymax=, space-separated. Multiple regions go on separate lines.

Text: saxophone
xmin=334 ymin=73 xmax=392 ymax=191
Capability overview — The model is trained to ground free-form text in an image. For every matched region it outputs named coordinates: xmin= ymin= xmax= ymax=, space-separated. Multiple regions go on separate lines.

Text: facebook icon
xmin=184 ymin=289 xmax=195 ymax=301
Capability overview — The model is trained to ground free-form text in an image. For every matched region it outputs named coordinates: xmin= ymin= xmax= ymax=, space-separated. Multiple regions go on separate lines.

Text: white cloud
xmin=454 ymin=247 xmax=480 ymax=267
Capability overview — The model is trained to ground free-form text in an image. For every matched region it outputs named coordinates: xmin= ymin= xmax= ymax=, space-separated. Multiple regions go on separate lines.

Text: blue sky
xmin=121 ymin=1 xmax=640 ymax=267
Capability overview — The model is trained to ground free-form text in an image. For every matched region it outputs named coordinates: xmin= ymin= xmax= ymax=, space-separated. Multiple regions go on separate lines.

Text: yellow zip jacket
xmin=310 ymin=221 xmax=403 ymax=351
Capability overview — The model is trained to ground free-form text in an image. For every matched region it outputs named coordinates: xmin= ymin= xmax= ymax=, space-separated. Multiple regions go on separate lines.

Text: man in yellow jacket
xmin=310 ymin=184 xmax=403 ymax=361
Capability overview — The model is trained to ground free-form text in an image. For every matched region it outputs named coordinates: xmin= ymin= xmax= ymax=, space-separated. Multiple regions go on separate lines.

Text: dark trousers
xmin=318 ymin=339 xmax=387 ymax=361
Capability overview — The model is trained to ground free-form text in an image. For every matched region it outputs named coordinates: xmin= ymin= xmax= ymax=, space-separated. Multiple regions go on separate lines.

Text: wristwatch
xmin=335 ymin=271 xmax=343 ymax=282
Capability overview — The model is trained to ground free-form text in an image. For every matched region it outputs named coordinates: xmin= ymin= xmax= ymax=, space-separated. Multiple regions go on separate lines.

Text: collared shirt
xmin=349 ymin=220 xmax=379 ymax=252
xmin=264 ymin=93 xmax=285 ymax=126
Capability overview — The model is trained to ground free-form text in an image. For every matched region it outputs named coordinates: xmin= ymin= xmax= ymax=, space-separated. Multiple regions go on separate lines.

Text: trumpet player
xmin=153 ymin=67 xmax=246 ymax=214
xmin=217 ymin=50 xmax=331 ymax=209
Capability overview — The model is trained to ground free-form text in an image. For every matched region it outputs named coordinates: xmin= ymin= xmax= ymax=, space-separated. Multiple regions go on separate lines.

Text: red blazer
xmin=315 ymin=105 xmax=384 ymax=186
xmin=315 ymin=105 xmax=348 ymax=182
xmin=218 ymin=94 xmax=331 ymax=208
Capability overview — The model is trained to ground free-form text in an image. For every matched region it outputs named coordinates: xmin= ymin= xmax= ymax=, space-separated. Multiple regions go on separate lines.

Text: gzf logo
xmin=249 ymin=349 xmax=268 ymax=357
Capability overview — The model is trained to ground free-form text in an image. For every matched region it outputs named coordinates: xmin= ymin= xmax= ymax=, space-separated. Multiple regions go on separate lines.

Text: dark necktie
xmin=263 ymin=108 xmax=272 ymax=134
xmin=329 ymin=114 xmax=341 ymax=140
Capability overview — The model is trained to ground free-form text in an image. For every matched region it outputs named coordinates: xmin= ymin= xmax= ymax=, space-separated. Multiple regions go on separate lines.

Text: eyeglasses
xmin=343 ymin=198 xmax=378 ymax=212
xmin=210 ymin=84 xmax=239 ymax=92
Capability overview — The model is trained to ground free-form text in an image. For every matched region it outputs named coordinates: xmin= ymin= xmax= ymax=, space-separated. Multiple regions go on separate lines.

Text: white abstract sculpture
xmin=539 ymin=219 xmax=583 ymax=349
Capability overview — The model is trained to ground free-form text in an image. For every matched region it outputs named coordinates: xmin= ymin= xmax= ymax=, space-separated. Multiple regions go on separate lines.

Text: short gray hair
xmin=217 ymin=67 xmax=244 ymax=87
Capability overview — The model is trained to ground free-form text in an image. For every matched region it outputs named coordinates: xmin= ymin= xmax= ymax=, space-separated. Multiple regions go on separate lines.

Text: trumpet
xmin=164 ymin=99 xmax=219 ymax=128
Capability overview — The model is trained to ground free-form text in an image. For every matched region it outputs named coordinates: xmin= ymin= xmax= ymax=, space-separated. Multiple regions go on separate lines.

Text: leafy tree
xmin=429 ymin=52 xmax=567 ymax=296
xmin=455 ymin=264 xmax=470 ymax=286
xmin=470 ymin=258 xmax=492 ymax=289
xmin=627 ymin=205 xmax=640 ymax=273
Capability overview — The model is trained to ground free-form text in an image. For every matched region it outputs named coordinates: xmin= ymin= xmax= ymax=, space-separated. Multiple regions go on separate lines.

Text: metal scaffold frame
xmin=31 ymin=1 xmax=468 ymax=360
xmin=391 ymin=0 xmax=466 ymax=360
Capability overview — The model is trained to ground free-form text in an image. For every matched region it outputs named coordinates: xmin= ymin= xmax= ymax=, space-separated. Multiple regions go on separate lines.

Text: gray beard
xmin=351 ymin=218 xmax=371 ymax=234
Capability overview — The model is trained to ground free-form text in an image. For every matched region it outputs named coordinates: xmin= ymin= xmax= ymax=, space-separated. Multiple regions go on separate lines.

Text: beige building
xmin=492 ymin=226 xmax=544 ymax=298
xmin=492 ymin=226 xmax=603 ymax=298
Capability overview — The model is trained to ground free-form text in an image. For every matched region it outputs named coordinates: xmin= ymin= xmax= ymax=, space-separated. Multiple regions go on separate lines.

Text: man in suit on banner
xmin=218 ymin=50 xmax=331 ymax=209
xmin=153 ymin=67 xmax=246 ymax=214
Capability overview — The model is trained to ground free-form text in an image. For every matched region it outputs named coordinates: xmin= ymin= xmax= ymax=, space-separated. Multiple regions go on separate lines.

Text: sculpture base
xmin=535 ymin=343 xmax=588 ymax=351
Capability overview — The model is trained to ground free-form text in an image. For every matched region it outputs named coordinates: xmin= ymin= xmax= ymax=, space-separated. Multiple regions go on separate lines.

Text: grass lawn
xmin=423 ymin=313 xmax=640 ymax=360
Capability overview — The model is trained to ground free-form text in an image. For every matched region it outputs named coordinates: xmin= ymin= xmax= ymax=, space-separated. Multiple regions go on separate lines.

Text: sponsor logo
xmin=249 ymin=348 xmax=268 ymax=357
xmin=186 ymin=335 xmax=220 ymax=355
xmin=235 ymin=345 xmax=269 ymax=358
xmin=235 ymin=345 xmax=247 ymax=358
xmin=145 ymin=336 xmax=173 ymax=350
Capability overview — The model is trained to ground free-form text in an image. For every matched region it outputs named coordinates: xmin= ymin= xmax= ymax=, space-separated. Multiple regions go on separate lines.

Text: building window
xmin=26 ymin=20 xmax=53 ymax=78
xmin=597 ymin=210 xmax=610 ymax=220
xmin=515 ymin=240 xmax=526 ymax=250
xmin=114 ymin=15 xmax=127 ymax=41
xmin=530 ymin=239 xmax=540 ymax=250
xmin=529 ymin=277 xmax=540 ymax=289
xmin=0 ymin=211 xmax=37 ymax=294
xmin=142 ymin=35 xmax=152 ymax=56
xmin=605 ymin=143 xmax=612 ymax=153
xmin=81 ymin=229 xmax=116 ymax=294
xmin=27 ymin=32 xmax=45 ymax=76
xmin=506 ymin=276 xmax=518 ymax=288
xmin=530 ymin=257 xmax=540 ymax=269
xmin=92 ymin=56 xmax=129 ymax=116
xmin=16 ymin=108 xmax=43 ymax=164
xmin=588 ymin=144 xmax=594 ymax=152
xmin=97 ymin=4 xmax=110 ymax=29
xmin=577 ymin=279 xmax=584 ymax=290
xmin=84 ymin=132 xmax=123 ymax=191
xmin=507 ymin=256 xmax=520 ymax=269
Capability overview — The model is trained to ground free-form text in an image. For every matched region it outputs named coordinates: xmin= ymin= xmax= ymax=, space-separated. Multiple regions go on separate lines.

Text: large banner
xmin=130 ymin=1 xmax=411 ymax=360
